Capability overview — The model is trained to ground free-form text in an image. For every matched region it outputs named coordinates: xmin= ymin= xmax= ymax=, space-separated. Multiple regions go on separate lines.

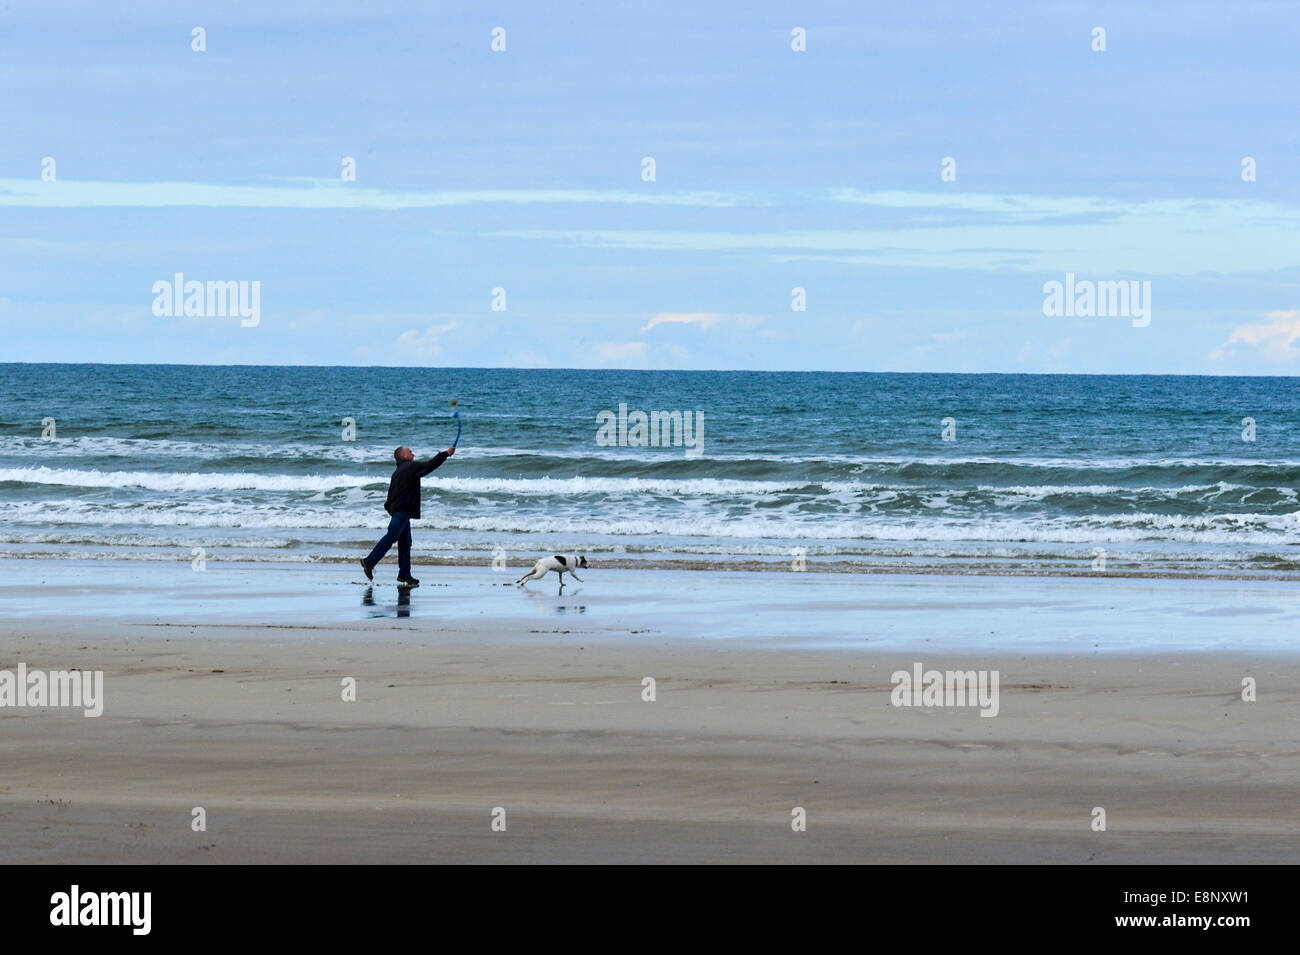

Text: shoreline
xmin=6 ymin=551 xmax=1300 ymax=583
xmin=2 ymin=558 xmax=1299 ymax=655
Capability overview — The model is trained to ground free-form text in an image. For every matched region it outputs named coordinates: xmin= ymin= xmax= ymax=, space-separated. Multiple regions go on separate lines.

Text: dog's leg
xmin=569 ymin=573 xmax=583 ymax=583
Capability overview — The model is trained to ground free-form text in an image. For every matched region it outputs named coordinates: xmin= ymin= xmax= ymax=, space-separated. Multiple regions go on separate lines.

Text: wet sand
xmin=4 ymin=559 xmax=1300 ymax=653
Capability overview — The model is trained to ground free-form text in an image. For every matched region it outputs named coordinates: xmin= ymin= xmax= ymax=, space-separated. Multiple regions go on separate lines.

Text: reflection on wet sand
xmin=361 ymin=585 xmax=411 ymax=618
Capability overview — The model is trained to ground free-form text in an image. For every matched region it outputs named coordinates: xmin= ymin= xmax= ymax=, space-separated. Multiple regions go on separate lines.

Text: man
xmin=360 ymin=444 xmax=455 ymax=587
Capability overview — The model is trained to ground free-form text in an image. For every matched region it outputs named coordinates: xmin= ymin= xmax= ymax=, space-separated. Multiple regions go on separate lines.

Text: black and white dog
xmin=516 ymin=554 xmax=589 ymax=589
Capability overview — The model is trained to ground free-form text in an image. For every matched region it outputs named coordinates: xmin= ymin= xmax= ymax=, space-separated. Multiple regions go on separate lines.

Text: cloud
xmin=395 ymin=321 xmax=457 ymax=358
xmin=0 ymin=179 xmax=745 ymax=210
xmin=495 ymin=193 xmax=1300 ymax=275
xmin=641 ymin=312 xmax=722 ymax=332
xmin=1210 ymin=311 xmax=1300 ymax=363
xmin=640 ymin=312 xmax=765 ymax=332
xmin=829 ymin=189 xmax=1123 ymax=222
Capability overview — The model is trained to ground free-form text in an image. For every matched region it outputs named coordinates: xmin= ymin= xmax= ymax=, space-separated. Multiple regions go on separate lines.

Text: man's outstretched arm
xmin=416 ymin=448 xmax=454 ymax=477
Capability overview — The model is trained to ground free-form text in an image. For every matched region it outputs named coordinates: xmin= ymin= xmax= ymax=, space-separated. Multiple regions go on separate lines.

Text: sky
xmin=1 ymin=0 xmax=1298 ymax=373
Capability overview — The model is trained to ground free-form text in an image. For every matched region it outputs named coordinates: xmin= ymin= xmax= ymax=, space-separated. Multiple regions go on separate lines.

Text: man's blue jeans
xmin=366 ymin=510 xmax=412 ymax=577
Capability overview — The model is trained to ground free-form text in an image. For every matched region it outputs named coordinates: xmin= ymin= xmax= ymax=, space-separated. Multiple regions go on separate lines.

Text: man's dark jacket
xmin=384 ymin=452 xmax=448 ymax=519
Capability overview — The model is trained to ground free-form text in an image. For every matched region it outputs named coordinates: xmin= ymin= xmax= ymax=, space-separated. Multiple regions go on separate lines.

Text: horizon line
xmin=0 ymin=361 xmax=1295 ymax=379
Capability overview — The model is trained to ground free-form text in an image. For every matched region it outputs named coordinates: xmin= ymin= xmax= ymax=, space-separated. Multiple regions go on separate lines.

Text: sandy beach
xmin=2 ymin=561 xmax=1297 ymax=864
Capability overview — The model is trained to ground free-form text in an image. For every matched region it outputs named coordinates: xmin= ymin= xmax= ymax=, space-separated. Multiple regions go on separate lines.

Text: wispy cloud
xmin=1210 ymin=311 xmax=1300 ymax=363
xmin=395 ymin=321 xmax=457 ymax=358
xmin=639 ymin=312 xmax=765 ymax=333
xmin=496 ymin=189 xmax=1300 ymax=274
xmin=829 ymin=189 xmax=1126 ymax=222
xmin=0 ymin=179 xmax=748 ymax=209
xmin=641 ymin=312 xmax=724 ymax=332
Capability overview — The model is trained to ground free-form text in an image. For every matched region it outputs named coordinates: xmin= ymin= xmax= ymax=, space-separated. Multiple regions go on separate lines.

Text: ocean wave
xmin=0 ymin=466 xmax=384 ymax=492
xmin=4 ymin=498 xmax=1300 ymax=545
xmin=5 ymin=467 xmax=1298 ymax=506
xmin=5 ymin=434 xmax=1300 ymax=471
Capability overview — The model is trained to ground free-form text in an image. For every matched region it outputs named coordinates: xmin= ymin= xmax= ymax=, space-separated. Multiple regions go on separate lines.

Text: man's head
xmin=394 ymin=446 xmax=414 ymax=463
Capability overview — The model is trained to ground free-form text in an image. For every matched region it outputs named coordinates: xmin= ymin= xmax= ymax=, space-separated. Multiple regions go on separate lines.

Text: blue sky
xmin=2 ymin=0 xmax=1298 ymax=372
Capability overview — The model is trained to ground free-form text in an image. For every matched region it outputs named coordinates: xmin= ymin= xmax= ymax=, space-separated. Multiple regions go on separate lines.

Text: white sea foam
xmin=5 ymin=435 xmax=1300 ymax=470
xmin=0 ymin=466 xmax=383 ymax=492
xmin=3 ymin=498 xmax=1299 ymax=546
xmin=4 ymin=467 xmax=1294 ymax=503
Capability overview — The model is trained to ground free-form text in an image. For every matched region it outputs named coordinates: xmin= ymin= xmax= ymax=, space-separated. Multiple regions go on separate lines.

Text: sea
xmin=2 ymin=364 xmax=1298 ymax=578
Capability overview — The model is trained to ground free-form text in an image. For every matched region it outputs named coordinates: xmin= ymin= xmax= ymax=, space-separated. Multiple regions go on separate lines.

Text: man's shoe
xmin=396 ymin=576 xmax=420 ymax=588
xmin=360 ymin=558 xmax=374 ymax=581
